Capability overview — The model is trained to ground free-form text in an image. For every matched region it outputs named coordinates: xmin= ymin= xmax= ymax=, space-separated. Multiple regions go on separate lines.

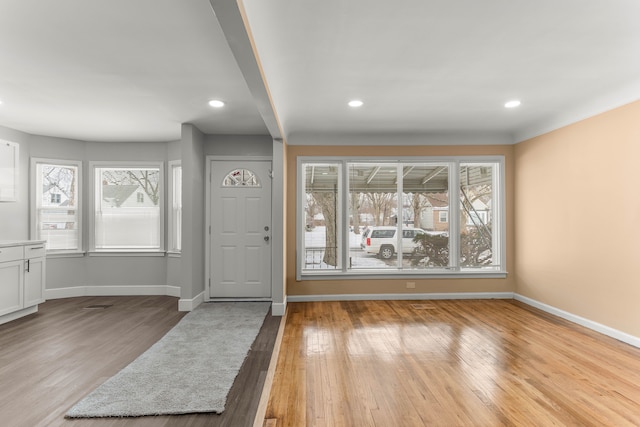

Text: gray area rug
xmin=66 ymin=302 xmax=270 ymax=418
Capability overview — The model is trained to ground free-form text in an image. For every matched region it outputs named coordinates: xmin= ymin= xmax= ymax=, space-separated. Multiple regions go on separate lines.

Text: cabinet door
xmin=0 ymin=260 xmax=24 ymax=316
xmin=24 ymin=257 xmax=46 ymax=308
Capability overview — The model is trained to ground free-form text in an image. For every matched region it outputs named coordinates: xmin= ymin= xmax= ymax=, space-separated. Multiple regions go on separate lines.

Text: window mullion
xmin=340 ymin=161 xmax=349 ymax=272
xmin=495 ymin=161 xmax=505 ymax=269
xmin=396 ymin=163 xmax=403 ymax=269
xmin=449 ymin=161 xmax=460 ymax=270
xmin=296 ymin=159 xmax=304 ymax=278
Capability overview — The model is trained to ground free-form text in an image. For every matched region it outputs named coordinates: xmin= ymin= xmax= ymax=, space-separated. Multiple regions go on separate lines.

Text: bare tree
xmin=365 ymin=192 xmax=396 ymax=226
xmin=350 ymin=192 xmax=363 ymax=234
xmin=460 ymin=183 xmax=493 ymax=266
xmin=311 ymin=190 xmax=338 ymax=266
xmin=406 ymin=192 xmax=430 ymax=229
xmin=42 ymin=165 xmax=77 ymax=230
xmin=42 ymin=166 xmax=76 ymax=205
xmin=102 ymin=169 xmax=160 ymax=205
xmin=304 ymin=193 xmax=320 ymax=228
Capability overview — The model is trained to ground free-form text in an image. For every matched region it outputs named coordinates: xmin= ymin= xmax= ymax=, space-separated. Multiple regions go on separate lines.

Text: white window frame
xmin=168 ymin=160 xmax=182 ymax=254
xmin=89 ymin=161 xmax=164 ymax=255
xmin=297 ymin=156 xmax=506 ymax=280
xmin=297 ymin=161 xmax=344 ymax=272
xmin=30 ymin=158 xmax=83 ymax=256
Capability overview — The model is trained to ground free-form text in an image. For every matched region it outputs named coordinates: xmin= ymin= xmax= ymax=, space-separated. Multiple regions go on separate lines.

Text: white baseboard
xmin=166 ymin=286 xmax=181 ymax=297
xmin=514 ymin=294 xmax=640 ymax=349
xmin=0 ymin=305 xmax=38 ymax=326
xmin=287 ymin=292 xmax=514 ymax=303
xmin=178 ymin=291 xmax=204 ymax=312
xmin=271 ymin=297 xmax=287 ymax=316
xmin=45 ymin=285 xmax=181 ymax=300
xmin=45 ymin=287 xmax=86 ymax=299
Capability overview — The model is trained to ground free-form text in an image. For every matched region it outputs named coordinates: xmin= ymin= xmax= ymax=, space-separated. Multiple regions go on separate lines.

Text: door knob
xmin=264 ymin=236 xmax=270 ymax=242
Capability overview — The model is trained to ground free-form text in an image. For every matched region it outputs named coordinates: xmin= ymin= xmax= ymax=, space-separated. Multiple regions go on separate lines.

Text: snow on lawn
xmin=305 ymin=226 xmax=397 ymax=269
xmin=304 ymin=225 xmax=362 ymax=248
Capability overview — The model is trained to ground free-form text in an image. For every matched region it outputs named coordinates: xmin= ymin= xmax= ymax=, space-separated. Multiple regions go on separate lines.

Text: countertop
xmin=0 ymin=240 xmax=46 ymax=248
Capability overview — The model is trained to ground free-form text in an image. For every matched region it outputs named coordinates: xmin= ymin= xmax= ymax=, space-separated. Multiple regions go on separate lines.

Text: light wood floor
xmin=264 ymin=300 xmax=640 ymax=427
xmin=0 ymin=296 xmax=280 ymax=427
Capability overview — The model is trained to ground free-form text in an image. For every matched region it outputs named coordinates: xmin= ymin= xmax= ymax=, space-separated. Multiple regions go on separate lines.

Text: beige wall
xmin=514 ymin=101 xmax=640 ymax=337
xmin=282 ymin=141 xmax=289 ymax=301
xmin=286 ymin=144 xmax=515 ymax=296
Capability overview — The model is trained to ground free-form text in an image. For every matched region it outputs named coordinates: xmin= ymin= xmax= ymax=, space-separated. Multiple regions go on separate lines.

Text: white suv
xmin=360 ymin=226 xmax=426 ymax=259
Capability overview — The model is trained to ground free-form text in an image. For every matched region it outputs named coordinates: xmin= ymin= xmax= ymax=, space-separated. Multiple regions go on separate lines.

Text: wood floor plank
xmin=265 ymin=299 xmax=640 ymax=427
xmin=0 ymin=296 xmax=280 ymax=427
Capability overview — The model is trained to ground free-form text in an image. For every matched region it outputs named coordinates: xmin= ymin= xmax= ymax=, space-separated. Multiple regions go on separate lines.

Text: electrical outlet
xmin=406 ymin=281 xmax=416 ymax=289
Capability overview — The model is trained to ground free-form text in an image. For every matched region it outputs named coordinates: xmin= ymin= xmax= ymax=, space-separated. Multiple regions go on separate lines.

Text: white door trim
xmin=205 ymin=155 xmax=273 ymax=302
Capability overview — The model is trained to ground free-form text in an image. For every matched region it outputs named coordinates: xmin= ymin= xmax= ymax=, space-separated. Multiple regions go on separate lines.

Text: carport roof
xmin=304 ymin=163 xmax=491 ymax=193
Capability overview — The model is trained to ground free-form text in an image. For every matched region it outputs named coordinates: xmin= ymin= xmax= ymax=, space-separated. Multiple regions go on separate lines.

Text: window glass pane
xmin=401 ymin=164 xmax=450 ymax=270
xmin=222 ymin=169 xmax=260 ymax=187
xmin=95 ymin=167 xmax=160 ymax=250
xmin=460 ymin=163 xmax=495 ymax=268
xmin=348 ymin=162 xmax=398 ymax=270
xmin=37 ymin=163 xmax=80 ymax=251
xmin=302 ymin=163 xmax=340 ymax=270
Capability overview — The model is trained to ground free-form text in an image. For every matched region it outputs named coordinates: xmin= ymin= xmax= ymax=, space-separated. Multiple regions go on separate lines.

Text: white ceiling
xmin=0 ymin=0 xmax=639 ymax=143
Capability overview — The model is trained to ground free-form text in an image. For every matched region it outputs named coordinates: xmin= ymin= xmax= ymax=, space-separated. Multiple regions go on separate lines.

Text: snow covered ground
xmin=304 ymin=226 xmax=416 ymax=270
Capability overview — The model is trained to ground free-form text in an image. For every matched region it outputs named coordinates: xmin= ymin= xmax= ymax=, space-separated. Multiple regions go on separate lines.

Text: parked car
xmin=360 ymin=226 xmax=428 ymax=259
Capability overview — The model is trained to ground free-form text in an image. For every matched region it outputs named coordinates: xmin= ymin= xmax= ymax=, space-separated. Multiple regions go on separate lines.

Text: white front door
xmin=210 ymin=160 xmax=271 ymax=298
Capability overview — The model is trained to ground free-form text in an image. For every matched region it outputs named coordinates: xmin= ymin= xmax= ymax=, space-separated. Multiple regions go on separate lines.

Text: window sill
xmin=298 ymin=270 xmax=508 ymax=281
xmin=45 ymin=251 xmax=86 ymax=259
xmin=88 ymin=251 xmax=166 ymax=257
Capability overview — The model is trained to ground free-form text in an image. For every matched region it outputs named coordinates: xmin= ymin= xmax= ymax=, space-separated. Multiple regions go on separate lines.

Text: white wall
xmin=166 ymin=139 xmax=182 ymax=290
xmin=0 ymin=125 xmax=30 ymax=240
xmin=0 ymin=123 xmax=281 ymax=310
xmin=0 ymin=125 xmax=179 ymax=297
xmin=204 ymin=134 xmax=273 ymax=156
xmin=180 ymin=124 xmax=206 ymax=302
xmin=86 ymin=256 xmax=167 ymax=288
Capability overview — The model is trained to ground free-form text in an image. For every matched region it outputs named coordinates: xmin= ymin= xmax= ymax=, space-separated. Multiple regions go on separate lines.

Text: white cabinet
xmin=24 ymin=244 xmax=46 ymax=308
xmin=0 ymin=258 xmax=24 ymax=316
xmin=0 ymin=241 xmax=46 ymax=324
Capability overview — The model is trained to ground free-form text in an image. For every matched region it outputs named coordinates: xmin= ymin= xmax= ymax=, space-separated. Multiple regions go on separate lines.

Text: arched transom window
xmin=222 ymin=168 xmax=261 ymax=187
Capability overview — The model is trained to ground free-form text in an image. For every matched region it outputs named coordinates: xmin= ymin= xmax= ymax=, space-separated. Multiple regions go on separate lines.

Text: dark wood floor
xmin=265 ymin=299 xmax=640 ymax=427
xmin=0 ymin=296 xmax=280 ymax=427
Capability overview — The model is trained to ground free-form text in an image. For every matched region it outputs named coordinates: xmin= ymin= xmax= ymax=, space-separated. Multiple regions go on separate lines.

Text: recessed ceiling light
xmin=348 ymin=100 xmax=363 ymax=107
xmin=208 ymin=100 xmax=225 ymax=108
xmin=504 ymin=100 xmax=521 ymax=108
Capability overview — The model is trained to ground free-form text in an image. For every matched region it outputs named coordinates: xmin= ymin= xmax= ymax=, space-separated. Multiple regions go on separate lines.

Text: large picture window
xmin=298 ymin=157 xmax=505 ymax=278
xmin=92 ymin=163 xmax=163 ymax=252
xmin=31 ymin=158 xmax=82 ymax=253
